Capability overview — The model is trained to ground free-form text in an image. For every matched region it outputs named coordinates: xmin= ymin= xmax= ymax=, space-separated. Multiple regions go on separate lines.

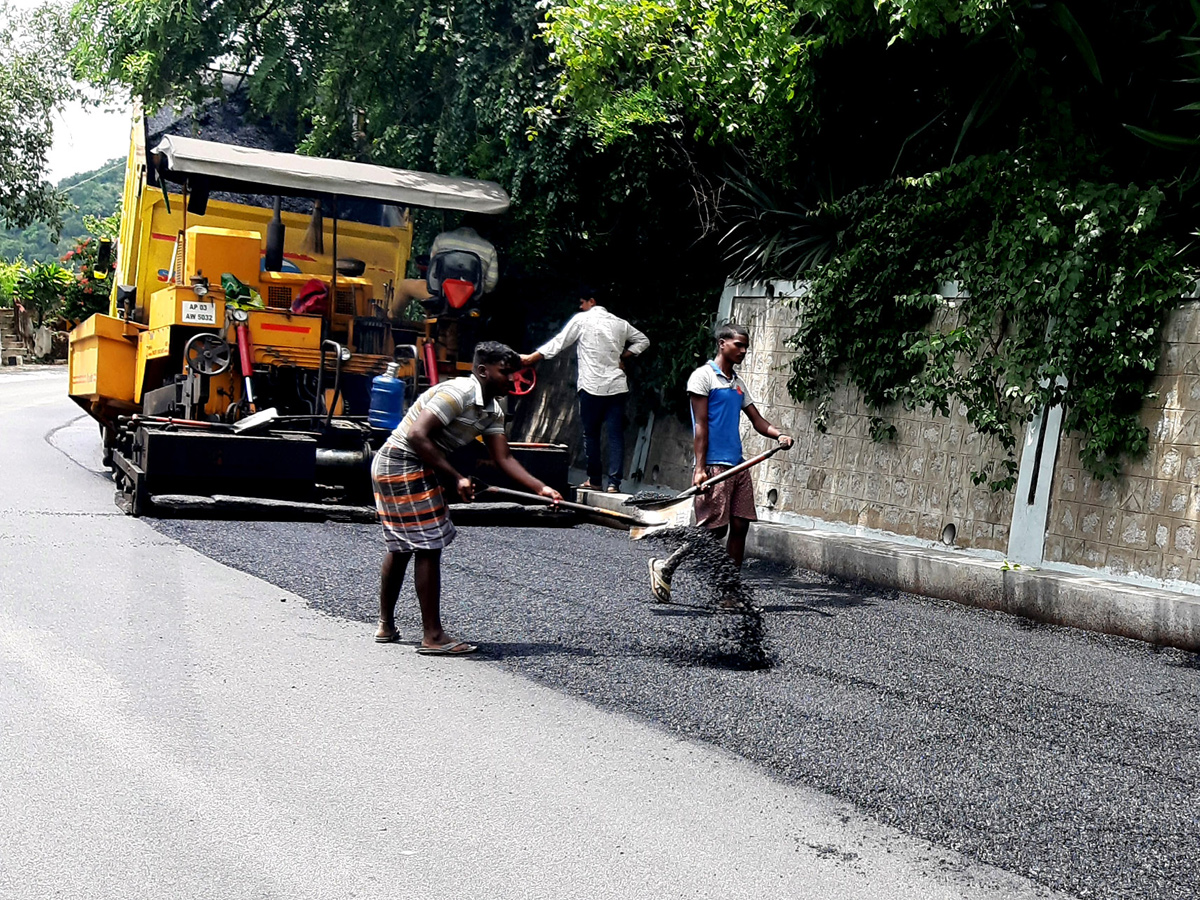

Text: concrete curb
xmin=748 ymin=524 xmax=1200 ymax=652
xmin=578 ymin=487 xmax=1200 ymax=652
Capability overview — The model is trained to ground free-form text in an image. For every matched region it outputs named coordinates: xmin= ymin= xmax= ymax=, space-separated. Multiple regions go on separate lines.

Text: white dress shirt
xmin=535 ymin=305 xmax=650 ymax=396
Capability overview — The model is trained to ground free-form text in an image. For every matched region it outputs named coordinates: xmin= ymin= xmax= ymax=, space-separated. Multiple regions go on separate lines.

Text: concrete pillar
xmin=1007 ymin=401 xmax=1065 ymax=565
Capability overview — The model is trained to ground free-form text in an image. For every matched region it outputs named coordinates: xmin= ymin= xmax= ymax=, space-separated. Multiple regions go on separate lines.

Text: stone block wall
xmin=636 ymin=415 xmax=694 ymax=489
xmin=513 ymin=284 xmax=1200 ymax=586
xmin=1043 ymin=302 xmax=1200 ymax=583
xmin=732 ymin=289 xmax=1016 ymax=553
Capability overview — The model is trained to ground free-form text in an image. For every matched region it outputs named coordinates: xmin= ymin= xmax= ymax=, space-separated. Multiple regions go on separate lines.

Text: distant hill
xmin=0 ymin=159 xmax=125 ymax=263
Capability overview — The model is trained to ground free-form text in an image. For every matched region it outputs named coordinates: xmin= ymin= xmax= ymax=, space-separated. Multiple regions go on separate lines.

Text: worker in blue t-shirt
xmin=648 ymin=322 xmax=793 ymax=605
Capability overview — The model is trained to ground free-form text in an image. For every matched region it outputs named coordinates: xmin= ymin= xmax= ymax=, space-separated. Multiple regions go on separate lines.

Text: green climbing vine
xmin=786 ymin=150 xmax=1194 ymax=489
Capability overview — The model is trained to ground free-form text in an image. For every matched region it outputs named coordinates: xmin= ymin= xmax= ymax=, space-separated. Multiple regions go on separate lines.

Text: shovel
xmin=626 ymin=443 xmax=787 ymax=540
xmin=623 ymin=444 xmax=786 ymax=511
xmin=475 ymin=483 xmax=659 ymax=530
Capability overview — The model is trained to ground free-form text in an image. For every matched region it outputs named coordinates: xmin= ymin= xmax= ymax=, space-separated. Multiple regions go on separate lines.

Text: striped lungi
xmin=371 ymin=445 xmax=456 ymax=552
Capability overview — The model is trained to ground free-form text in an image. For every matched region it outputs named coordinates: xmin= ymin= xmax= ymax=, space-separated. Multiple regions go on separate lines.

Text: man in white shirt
xmin=520 ymin=287 xmax=650 ymax=492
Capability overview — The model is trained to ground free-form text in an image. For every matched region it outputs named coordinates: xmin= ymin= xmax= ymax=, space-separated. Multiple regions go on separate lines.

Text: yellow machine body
xmin=68 ymin=314 xmax=146 ymax=412
xmin=68 ymin=119 xmax=424 ymax=427
xmin=105 ymin=116 xmax=413 ymax=321
xmin=61 ymin=115 xmax=546 ymax=519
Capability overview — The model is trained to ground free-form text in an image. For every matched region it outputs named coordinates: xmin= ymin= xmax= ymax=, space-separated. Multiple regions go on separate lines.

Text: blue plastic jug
xmin=368 ymin=363 xmax=406 ymax=430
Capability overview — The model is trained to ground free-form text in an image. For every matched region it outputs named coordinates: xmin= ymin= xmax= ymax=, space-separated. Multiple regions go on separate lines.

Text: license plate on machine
xmin=181 ymin=300 xmax=217 ymax=324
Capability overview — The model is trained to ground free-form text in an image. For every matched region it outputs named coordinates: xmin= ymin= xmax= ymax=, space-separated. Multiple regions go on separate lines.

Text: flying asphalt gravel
xmin=152 ymin=517 xmax=1200 ymax=900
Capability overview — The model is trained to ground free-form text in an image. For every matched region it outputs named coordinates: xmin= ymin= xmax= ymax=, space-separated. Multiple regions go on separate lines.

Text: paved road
xmin=151 ymin=522 xmax=1200 ymax=900
xmin=2 ymin=366 xmax=1072 ymax=899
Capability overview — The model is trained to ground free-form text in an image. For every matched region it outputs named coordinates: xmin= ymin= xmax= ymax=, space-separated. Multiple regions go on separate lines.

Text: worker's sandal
xmin=647 ymin=558 xmax=673 ymax=603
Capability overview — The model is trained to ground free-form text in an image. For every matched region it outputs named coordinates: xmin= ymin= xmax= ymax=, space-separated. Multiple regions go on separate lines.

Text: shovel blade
xmin=626 ymin=493 xmax=688 ymax=512
xmin=232 ymin=406 xmax=280 ymax=434
xmin=628 ymin=497 xmax=693 ymax=540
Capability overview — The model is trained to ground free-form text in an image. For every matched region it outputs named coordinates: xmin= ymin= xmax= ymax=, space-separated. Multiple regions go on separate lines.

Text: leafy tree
xmin=547 ymin=0 xmax=1200 ymax=203
xmin=545 ymin=0 xmax=1200 ymax=481
xmin=69 ymin=0 xmax=731 ymax=412
xmin=15 ymin=261 xmax=73 ymax=327
xmin=0 ymin=1 xmax=75 ymax=232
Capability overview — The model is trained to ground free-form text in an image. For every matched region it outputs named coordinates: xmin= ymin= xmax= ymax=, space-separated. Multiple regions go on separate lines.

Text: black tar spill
xmin=641 ymin=525 xmax=769 ymax=671
xmin=151 ymin=518 xmax=1200 ymax=900
xmin=623 ymin=488 xmax=683 ymax=508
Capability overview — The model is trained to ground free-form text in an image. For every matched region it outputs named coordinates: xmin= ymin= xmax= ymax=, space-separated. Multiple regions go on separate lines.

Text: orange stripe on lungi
xmin=375 ymin=469 xmax=428 ymax=485
xmin=392 ymin=487 xmax=440 ymax=504
xmin=374 ymin=496 xmax=446 ymax=518
xmin=377 ymin=506 xmax=447 ymax=525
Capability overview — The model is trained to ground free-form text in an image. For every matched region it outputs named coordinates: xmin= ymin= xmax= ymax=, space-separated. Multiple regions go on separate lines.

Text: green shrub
xmin=14 ymin=261 xmax=72 ymax=326
xmin=0 ymin=258 xmax=23 ymax=308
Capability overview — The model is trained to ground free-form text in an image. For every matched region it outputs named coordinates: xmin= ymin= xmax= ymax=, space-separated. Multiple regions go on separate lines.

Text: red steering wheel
xmin=509 ymin=366 xmax=537 ymax=396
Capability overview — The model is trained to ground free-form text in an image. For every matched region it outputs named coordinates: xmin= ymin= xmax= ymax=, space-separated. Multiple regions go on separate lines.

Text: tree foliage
xmin=66 ymin=0 xmax=1200 ymax=474
xmin=547 ymin=0 xmax=1200 ymax=198
xmin=547 ymin=0 xmax=815 ymax=173
xmin=0 ymin=1 xmax=76 ymax=232
xmin=68 ymin=0 xmax=731 ymax=412
xmin=547 ymin=0 xmax=1200 ymax=482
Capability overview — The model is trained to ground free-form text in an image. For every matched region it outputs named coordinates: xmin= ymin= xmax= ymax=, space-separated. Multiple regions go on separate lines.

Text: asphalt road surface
xmin=149 ymin=516 xmax=1200 ymax=900
xmin=6 ymin=367 xmax=1197 ymax=899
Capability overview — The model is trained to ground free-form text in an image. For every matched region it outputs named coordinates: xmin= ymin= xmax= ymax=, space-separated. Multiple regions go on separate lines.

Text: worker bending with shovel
xmin=647 ymin=322 xmax=793 ymax=605
xmin=372 ymin=341 xmax=563 ymax=655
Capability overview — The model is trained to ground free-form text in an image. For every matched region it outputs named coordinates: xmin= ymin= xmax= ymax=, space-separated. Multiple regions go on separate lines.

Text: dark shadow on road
xmin=660 ymin=645 xmax=775 ymax=672
xmin=757 ymin=602 xmax=840 ymax=616
xmin=478 ymin=642 xmax=601 ymax=661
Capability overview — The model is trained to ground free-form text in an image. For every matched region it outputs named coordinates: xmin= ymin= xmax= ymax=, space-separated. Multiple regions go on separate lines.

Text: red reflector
xmin=443 ymin=278 xmax=476 ymax=309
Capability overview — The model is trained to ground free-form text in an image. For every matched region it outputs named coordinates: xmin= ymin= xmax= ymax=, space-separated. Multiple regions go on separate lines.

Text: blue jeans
xmin=578 ymin=390 xmax=626 ymax=489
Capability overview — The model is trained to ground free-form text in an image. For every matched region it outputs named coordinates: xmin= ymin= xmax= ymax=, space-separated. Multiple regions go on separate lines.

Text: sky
xmin=10 ymin=0 xmax=133 ymax=182
xmin=49 ymin=104 xmax=133 ymax=183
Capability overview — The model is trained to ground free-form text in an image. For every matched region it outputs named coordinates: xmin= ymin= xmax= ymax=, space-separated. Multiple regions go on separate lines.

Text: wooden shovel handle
xmin=684 ymin=443 xmax=785 ymax=498
xmin=476 ymin=484 xmax=651 ymax=527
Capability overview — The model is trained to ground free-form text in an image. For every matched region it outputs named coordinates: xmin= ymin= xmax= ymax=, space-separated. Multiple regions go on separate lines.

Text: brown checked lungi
xmin=693 ymin=464 xmax=757 ymax=530
xmin=371 ymin=444 xmax=456 ymax=552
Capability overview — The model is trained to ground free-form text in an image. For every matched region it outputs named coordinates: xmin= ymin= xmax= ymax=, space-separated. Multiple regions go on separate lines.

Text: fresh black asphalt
xmin=153 ymin=518 xmax=1200 ymax=900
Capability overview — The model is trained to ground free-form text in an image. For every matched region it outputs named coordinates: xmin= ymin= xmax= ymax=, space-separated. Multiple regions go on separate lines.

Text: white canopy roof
xmin=151 ymin=135 xmax=510 ymax=214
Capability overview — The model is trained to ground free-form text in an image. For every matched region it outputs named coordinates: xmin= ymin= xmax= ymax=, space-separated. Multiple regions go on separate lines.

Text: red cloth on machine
xmin=291 ymin=279 xmax=329 ymax=315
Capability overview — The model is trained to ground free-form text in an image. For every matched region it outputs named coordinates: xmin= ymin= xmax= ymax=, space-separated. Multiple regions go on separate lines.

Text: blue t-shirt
xmin=687 ymin=360 xmax=754 ymax=467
